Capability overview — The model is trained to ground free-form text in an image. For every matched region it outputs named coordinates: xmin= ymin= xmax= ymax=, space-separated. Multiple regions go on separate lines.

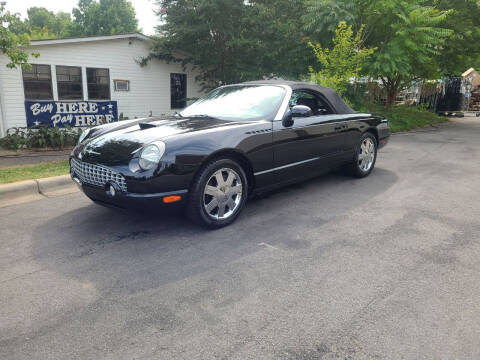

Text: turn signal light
xmin=163 ymin=195 xmax=182 ymax=203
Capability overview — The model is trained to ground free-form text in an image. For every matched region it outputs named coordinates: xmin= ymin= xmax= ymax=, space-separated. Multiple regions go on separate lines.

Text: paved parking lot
xmin=1 ymin=117 xmax=480 ymax=359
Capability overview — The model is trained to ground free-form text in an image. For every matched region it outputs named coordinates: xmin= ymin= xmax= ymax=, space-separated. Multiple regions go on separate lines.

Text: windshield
xmin=180 ymin=85 xmax=286 ymax=121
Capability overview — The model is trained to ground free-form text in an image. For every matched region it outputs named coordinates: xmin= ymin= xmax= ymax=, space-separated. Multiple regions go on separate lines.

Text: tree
xmin=245 ymin=0 xmax=314 ymax=82
xmin=0 ymin=6 xmax=38 ymax=68
xmin=368 ymin=1 xmax=453 ymax=107
xmin=304 ymin=0 xmax=453 ymax=107
xmin=151 ymin=0 xmax=312 ymax=89
xmin=431 ymin=0 xmax=480 ymax=75
xmin=26 ymin=7 xmax=73 ymax=39
xmin=308 ymin=22 xmax=375 ymax=96
xmin=303 ymin=0 xmax=364 ymax=43
xmin=70 ymin=0 xmax=139 ymax=36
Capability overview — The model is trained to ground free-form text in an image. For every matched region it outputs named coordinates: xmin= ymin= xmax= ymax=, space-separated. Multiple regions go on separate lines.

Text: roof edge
xmin=30 ymin=33 xmax=151 ymax=46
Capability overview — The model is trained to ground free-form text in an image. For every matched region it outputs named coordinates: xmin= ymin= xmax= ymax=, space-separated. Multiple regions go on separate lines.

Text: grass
xmin=0 ymin=160 xmax=70 ymax=184
xmin=357 ymin=103 xmax=448 ymax=132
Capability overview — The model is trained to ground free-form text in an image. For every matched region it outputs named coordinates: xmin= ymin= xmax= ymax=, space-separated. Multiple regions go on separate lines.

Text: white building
xmin=0 ymin=33 xmax=203 ymax=137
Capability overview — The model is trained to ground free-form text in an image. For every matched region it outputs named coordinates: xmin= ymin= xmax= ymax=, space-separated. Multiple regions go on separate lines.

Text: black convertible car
xmin=70 ymin=80 xmax=390 ymax=228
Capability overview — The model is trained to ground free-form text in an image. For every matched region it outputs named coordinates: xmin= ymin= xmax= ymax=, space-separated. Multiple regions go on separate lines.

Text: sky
xmin=6 ymin=0 xmax=159 ymax=35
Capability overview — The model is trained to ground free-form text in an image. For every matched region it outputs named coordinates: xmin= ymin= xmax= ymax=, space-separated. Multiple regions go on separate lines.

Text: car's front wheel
xmin=347 ymin=132 xmax=378 ymax=178
xmin=187 ymin=158 xmax=248 ymax=228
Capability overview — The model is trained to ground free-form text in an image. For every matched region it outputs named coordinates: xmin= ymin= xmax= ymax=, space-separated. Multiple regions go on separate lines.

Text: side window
xmin=316 ymin=96 xmax=334 ymax=115
xmin=87 ymin=68 xmax=110 ymax=100
xmin=171 ymin=73 xmax=187 ymax=109
xmin=22 ymin=64 xmax=53 ymax=100
xmin=56 ymin=66 xmax=83 ymax=100
xmin=290 ymin=90 xmax=334 ymax=115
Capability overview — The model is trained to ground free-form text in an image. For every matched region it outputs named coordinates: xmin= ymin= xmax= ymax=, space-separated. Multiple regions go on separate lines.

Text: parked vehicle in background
xmin=70 ymin=80 xmax=390 ymax=228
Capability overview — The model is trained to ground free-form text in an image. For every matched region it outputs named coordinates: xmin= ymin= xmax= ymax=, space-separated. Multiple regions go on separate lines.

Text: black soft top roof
xmin=242 ymin=80 xmax=355 ymax=115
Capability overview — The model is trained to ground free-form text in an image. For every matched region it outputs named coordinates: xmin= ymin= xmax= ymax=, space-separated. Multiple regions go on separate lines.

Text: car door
xmin=271 ymin=90 xmax=348 ymax=184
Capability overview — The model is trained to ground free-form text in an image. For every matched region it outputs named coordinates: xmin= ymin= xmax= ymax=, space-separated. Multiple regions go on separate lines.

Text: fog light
xmin=106 ymin=182 xmax=120 ymax=197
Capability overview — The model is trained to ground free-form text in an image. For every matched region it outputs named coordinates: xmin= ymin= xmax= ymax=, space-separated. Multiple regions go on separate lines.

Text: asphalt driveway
xmin=1 ymin=117 xmax=480 ymax=359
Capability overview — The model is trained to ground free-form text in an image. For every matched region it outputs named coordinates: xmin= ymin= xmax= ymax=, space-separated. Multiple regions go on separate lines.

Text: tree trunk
xmin=383 ymin=76 xmax=400 ymax=109
xmin=385 ymin=88 xmax=397 ymax=108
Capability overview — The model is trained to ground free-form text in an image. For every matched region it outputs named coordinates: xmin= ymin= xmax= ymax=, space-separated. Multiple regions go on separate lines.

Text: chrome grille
xmin=71 ymin=158 xmax=127 ymax=192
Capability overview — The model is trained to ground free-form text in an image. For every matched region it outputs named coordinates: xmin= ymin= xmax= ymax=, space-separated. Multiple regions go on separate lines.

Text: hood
xmin=74 ymin=116 xmax=249 ymax=165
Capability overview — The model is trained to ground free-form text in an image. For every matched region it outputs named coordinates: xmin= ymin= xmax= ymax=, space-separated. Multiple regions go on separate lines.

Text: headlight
xmin=139 ymin=141 xmax=166 ymax=170
xmin=78 ymin=128 xmax=91 ymax=144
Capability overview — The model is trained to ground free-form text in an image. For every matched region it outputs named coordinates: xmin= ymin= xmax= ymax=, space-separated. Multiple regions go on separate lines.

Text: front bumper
xmin=377 ymin=121 xmax=390 ymax=150
xmin=71 ymin=174 xmax=188 ymax=210
xmin=378 ymin=135 xmax=389 ymax=149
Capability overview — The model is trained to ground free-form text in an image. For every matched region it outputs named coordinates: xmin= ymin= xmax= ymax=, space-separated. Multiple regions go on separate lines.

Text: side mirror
xmin=282 ymin=109 xmax=294 ymax=127
xmin=291 ymin=105 xmax=313 ymax=118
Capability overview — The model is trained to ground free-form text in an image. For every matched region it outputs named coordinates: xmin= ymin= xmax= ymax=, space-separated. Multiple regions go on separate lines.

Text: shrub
xmin=356 ymin=102 xmax=447 ymax=132
xmin=0 ymin=125 xmax=82 ymax=150
xmin=308 ymin=22 xmax=376 ymax=96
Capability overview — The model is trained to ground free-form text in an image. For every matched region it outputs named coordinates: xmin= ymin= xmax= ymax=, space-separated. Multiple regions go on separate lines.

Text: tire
xmin=347 ymin=132 xmax=378 ymax=178
xmin=187 ymin=158 xmax=248 ymax=229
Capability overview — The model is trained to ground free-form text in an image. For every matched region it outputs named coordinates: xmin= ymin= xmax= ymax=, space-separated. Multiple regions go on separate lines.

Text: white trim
xmin=274 ymin=85 xmax=293 ymax=121
xmin=254 ymin=157 xmax=320 ymax=176
xmin=0 ymin=94 xmax=4 ymax=137
xmin=81 ymin=67 xmax=88 ymax=101
xmin=30 ymin=33 xmax=151 ymax=47
xmin=51 ymin=65 xmax=58 ymax=101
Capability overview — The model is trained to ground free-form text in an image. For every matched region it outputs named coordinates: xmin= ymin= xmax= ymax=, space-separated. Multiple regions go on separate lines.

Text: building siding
xmin=0 ymin=37 xmax=203 ymax=135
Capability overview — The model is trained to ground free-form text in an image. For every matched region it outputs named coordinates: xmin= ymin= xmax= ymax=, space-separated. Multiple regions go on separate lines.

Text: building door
xmin=171 ymin=73 xmax=187 ymax=109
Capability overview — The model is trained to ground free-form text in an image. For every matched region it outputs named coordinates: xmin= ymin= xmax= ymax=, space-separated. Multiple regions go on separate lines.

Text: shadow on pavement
xmin=32 ymin=167 xmax=398 ymax=296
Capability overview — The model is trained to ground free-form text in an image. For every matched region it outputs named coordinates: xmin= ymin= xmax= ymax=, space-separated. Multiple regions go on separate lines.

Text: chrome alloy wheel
xmin=203 ymin=168 xmax=243 ymax=220
xmin=358 ymin=137 xmax=376 ymax=172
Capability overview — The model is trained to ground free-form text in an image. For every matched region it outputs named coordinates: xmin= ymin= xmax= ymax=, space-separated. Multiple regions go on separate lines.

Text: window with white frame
xmin=56 ymin=65 xmax=83 ymax=100
xmin=87 ymin=67 xmax=110 ymax=100
xmin=22 ymin=64 xmax=53 ymax=100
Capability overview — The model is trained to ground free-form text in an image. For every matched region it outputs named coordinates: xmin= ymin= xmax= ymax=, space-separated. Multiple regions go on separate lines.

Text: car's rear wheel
xmin=347 ymin=132 xmax=377 ymax=178
xmin=187 ymin=158 xmax=248 ymax=228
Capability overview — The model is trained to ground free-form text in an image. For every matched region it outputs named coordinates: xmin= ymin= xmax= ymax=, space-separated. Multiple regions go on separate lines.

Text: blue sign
xmin=25 ymin=101 xmax=118 ymax=128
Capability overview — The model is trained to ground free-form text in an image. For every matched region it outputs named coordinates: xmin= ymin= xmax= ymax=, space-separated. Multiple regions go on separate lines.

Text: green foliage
xmin=152 ymin=0 xmax=312 ymax=89
xmin=303 ymin=0 xmax=363 ymax=42
xmin=70 ymin=0 xmax=139 ymax=36
xmin=371 ymin=2 xmax=453 ymax=107
xmin=356 ymin=102 xmax=447 ymax=132
xmin=0 ymin=126 xmax=82 ymax=150
xmin=119 ymin=112 xmax=129 ymax=121
xmin=9 ymin=1 xmax=139 ymax=40
xmin=369 ymin=2 xmax=453 ymax=78
xmin=26 ymin=7 xmax=73 ymax=39
xmin=308 ymin=22 xmax=375 ymax=95
xmin=0 ymin=7 xmax=38 ymax=68
xmin=303 ymin=0 xmax=454 ymax=108
xmin=431 ymin=0 xmax=480 ymax=75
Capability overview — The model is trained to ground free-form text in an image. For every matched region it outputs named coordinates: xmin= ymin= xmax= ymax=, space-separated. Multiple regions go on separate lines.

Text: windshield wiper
xmin=138 ymin=122 xmax=157 ymax=129
xmin=187 ymin=114 xmax=218 ymax=119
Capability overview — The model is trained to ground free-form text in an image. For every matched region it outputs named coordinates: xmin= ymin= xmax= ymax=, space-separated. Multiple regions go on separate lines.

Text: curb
xmin=0 ymin=175 xmax=78 ymax=208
